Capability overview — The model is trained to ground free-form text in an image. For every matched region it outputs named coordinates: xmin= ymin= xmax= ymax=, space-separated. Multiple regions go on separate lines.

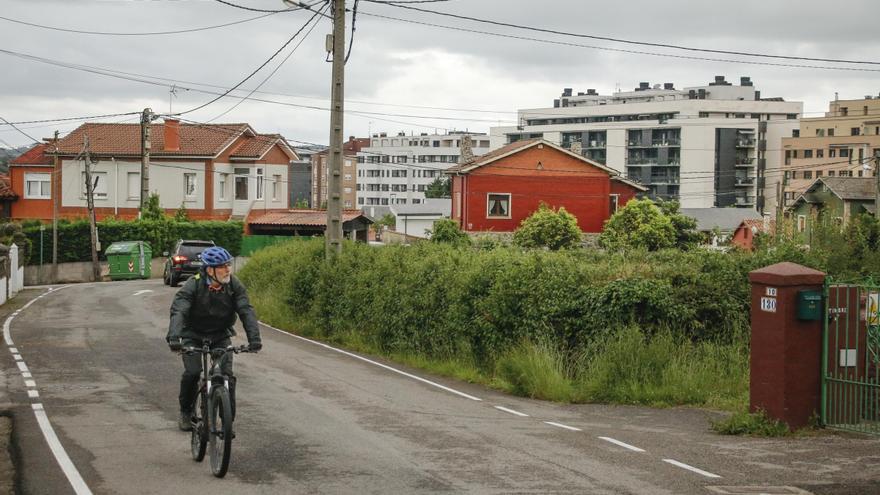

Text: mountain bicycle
xmin=183 ymin=341 xmax=255 ymax=478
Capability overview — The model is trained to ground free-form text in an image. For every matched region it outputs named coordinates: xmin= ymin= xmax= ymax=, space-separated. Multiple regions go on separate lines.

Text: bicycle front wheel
xmin=209 ymin=385 xmax=233 ymax=478
xmin=191 ymin=390 xmax=207 ymax=462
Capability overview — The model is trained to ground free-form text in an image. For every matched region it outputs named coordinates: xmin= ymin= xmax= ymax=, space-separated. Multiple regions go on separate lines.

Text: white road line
xmin=16 ymin=361 xmax=28 ymax=373
xmin=494 ymin=406 xmax=529 ymax=417
xmin=598 ymin=436 xmax=646 ymax=452
xmin=662 ymin=459 xmax=721 ymax=478
xmin=27 ymin=390 xmax=39 ymax=398
xmin=544 ymin=421 xmax=582 ymax=431
xmin=3 ymin=317 xmax=12 ymax=345
xmin=8 ymin=347 xmax=17 ymax=353
xmin=22 ymin=371 xmax=31 ymax=378
xmin=32 ymin=405 xmax=93 ymax=495
xmin=263 ymin=322 xmax=483 ymax=402
xmin=12 ymin=354 xmax=22 ymax=361
xmin=25 ymin=380 xmax=36 ymax=388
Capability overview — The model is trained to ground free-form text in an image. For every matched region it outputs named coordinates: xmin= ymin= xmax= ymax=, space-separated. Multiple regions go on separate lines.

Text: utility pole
xmin=140 ymin=107 xmax=152 ymax=216
xmin=325 ymin=0 xmax=345 ymax=258
xmin=875 ymin=154 xmax=880 ymax=216
xmin=82 ymin=136 xmax=101 ymax=282
xmin=51 ymin=130 xmax=59 ymax=283
xmin=776 ymin=180 xmax=783 ymax=236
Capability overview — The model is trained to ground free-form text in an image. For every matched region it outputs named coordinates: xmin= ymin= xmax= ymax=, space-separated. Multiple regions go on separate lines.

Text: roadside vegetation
xmin=238 ymin=201 xmax=879 ymax=413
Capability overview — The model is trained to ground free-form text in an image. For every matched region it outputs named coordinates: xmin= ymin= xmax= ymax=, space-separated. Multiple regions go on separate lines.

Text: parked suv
xmin=163 ymin=240 xmax=215 ymax=287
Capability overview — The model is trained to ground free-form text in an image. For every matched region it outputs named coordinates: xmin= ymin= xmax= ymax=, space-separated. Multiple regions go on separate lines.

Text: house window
xmin=219 ymin=173 xmax=228 ymax=200
xmin=487 ymin=193 xmax=511 ymax=218
xmin=256 ymin=167 xmax=264 ymax=200
xmin=840 ymin=148 xmax=849 ymax=158
xmin=852 ymin=127 xmax=861 ymax=136
xmin=828 ymin=170 xmax=836 ymax=177
xmin=234 ymin=167 xmax=248 ymax=200
xmin=24 ymin=173 xmax=51 ymax=199
xmin=344 ymin=174 xmax=352 ymax=181
xmin=344 ymin=200 xmax=352 ymax=208
xmin=804 ymin=171 xmax=812 ymax=179
xmin=127 ymin=172 xmax=140 ymax=200
xmin=804 ymin=150 xmax=813 ymax=158
xmin=609 ymin=194 xmax=620 ymax=214
xmin=272 ymin=174 xmax=281 ymax=201
xmin=344 ymin=187 xmax=352 ymax=194
xmin=798 ymin=215 xmax=806 ymax=233
xmin=830 ymin=149 xmax=836 ymax=158
xmin=817 ymin=149 xmax=824 ymax=158
xmin=81 ymin=171 xmax=108 ymax=199
xmin=828 ymin=128 xmax=834 ymax=137
xmin=184 ymin=173 xmax=197 ymax=199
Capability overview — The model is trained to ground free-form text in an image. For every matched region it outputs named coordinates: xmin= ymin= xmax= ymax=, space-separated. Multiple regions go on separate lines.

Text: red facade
xmin=450 ymin=140 xmax=643 ymax=233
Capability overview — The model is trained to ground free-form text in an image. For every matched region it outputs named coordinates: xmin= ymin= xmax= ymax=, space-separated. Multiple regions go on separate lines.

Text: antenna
xmin=169 ymin=85 xmax=179 ymax=115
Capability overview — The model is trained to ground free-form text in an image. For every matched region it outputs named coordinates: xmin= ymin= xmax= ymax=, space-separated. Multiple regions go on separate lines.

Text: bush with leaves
xmin=141 ymin=192 xmax=165 ymax=220
xmin=512 ymin=203 xmax=582 ymax=250
xmin=429 ymin=218 xmax=471 ymax=246
xmin=173 ymin=202 xmax=190 ymax=222
xmin=656 ymin=199 xmax=701 ymax=250
xmin=599 ymin=198 xmax=676 ymax=251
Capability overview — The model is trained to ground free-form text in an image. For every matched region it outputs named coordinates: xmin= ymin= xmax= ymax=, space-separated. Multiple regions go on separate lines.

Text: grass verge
xmin=710 ymin=410 xmax=791 ymax=437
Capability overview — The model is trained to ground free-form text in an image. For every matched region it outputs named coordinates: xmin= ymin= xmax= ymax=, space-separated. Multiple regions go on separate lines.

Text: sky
xmin=1 ymin=0 xmax=878 ymax=149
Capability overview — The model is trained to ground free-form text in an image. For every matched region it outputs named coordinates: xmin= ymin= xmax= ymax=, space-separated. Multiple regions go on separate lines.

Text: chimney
xmin=458 ymin=135 xmax=474 ymax=165
xmin=164 ymin=118 xmax=180 ymax=152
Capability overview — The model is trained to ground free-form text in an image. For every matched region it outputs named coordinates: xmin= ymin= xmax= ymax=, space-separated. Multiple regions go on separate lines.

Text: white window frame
xmin=272 ymin=174 xmax=281 ymax=201
xmin=183 ymin=173 xmax=197 ymax=201
xmin=486 ymin=193 xmax=511 ymax=219
xmin=81 ymin=171 xmax=108 ymax=199
xmin=126 ymin=172 xmax=140 ymax=201
xmin=24 ymin=173 xmax=51 ymax=199
xmin=610 ymin=194 xmax=620 ymax=215
xmin=219 ymin=173 xmax=228 ymax=201
xmin=256 ymin=167 xmax=264 ymax=200
xmin=797 ymin=215 xmax=806 ymax=233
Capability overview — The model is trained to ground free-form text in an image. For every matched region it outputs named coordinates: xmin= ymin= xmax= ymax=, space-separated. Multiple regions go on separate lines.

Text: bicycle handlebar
xmin=180 ymin=344 xmax=256 ymax=356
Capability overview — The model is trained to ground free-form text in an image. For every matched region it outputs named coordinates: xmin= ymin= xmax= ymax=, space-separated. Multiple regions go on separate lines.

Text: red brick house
xmin=9 ymin=119 xmax=297 ymax=222
xmin=731 ymin=218 xmax=775 ymax=251
xmin=447 ymin=139 xmax=646 ymax=233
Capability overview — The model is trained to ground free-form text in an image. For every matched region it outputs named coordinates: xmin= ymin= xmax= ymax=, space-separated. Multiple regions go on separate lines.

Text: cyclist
xmin=166 ymin=246 xmax=262 ymax=431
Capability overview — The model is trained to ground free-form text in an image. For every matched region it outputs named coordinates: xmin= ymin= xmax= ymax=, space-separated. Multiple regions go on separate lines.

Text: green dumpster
xmin=105 ymin=241 xmax=152 ymax=281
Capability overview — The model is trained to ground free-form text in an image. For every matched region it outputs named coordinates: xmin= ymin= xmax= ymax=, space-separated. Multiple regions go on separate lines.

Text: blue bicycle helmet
xmin=200 ymin=246 xmax=233 ymax=267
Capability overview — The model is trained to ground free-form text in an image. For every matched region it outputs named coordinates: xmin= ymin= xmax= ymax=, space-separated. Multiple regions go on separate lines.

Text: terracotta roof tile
xmin=10 ymin=143 xmax=53 ymax=166
xmin=249 ymin=209 xmax=369 ymax=227
xmin=53 ymin=122 xmax=250 ymax=157
xmin=445 ymin=139 xmax=540 ymax=173
xmin=741 ymin=218 xmax=776 ymax=233
xmin=229 ymin=134 xmax=288 ymax=159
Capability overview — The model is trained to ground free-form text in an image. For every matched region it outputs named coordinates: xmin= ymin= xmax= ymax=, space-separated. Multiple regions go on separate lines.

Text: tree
xmin=656 ymin=199 xmax=701 ymax=249
xmin=429 ymin=218 xmax=471 ymax=246
xmin=599 ymin=198 xmax=676 ymax=251
xmin=513 ymin=203 xmax=582 ymax=250
xmin=173 ymin=202 xmax=190 ymax=222
xmin=140 ymin=193 xmax=165 ymax=221
xmin=425 ymin=176 xmax=451 ymax=199
xmin=294 ymin=198 xmax=309 ymax=209
xmin=371 ymin=213 xmax=396 ymax=238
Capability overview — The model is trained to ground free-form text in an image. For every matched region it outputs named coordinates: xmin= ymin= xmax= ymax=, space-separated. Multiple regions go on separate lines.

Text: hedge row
xmin=238 ymin=240 xmax=810 ymax=367
xmin=23 ymin=219 xmax=243 ymax=265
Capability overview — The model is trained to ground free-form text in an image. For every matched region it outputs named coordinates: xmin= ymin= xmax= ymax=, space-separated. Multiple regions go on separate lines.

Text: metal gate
xmin=822 ymin=281 xmax=880 ymax=435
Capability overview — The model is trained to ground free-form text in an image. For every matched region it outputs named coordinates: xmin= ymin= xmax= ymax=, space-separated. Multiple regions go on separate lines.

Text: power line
xmin=0 ymin=11 xmax=285 ymax=36
xmin=0 ymin=116 xmax=40 ymax=144
xmin=214 ymin=0 xmax=315 ymax=14
xmin=363 ymin=1 xmax=880 ymax=67
xmin=357 ymin=10 xmax=880 ymax=73
xmin=173 ymin=4 xmax=329 ymax=117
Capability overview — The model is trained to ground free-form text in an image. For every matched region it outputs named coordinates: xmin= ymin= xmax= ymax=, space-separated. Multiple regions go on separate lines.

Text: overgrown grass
xmin=495 ymin=341 xmax=575 ymax=401
xmin=710 ymin=409 xmax=791 ymax=437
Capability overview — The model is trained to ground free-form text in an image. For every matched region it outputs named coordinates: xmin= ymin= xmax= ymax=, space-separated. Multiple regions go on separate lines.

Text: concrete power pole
xmin=875 ymin=154 xmax=880 ymax=216
xmin=82 ymin=136 xmax=101 ymax=282
xmin=325 ymin=0 xmax=345 ymax=258
xmin=140 ymin=108 xmax=152 ymax=216
xmin=51 ymin=130 xmax=59 ymax=283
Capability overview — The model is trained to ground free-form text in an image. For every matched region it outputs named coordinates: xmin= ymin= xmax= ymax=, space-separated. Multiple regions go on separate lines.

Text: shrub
xmin=430 ymin=218 xmax=471 ymax=246
xmin=599 ymin=198 xmax=676 ymax=251
xmin=513 ymin=203 xmax=582 ymax=250
xmin=711 ymin=409 xmax=790 ymax=436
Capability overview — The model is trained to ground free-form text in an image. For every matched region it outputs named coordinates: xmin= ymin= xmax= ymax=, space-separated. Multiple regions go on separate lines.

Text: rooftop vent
xmin=710 ymin=75 xmax=731 ymax=86
xmin=587 ymin=89 xmax=597 ymax=95
xmin=663 ymin=83 xmax=674 ymax=90
xmin=562 ymin=88 xmax=573 ymax=97
xmin=637 ymin=82 xmax=650 ymax=91
xmin=740 ymin=76 xmax=753 ymax=87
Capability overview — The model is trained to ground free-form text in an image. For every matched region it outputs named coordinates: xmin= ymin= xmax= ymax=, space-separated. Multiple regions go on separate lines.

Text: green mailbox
xmin=105 ymin=241 xmax=152 ymax=281
xmin=796 ymin=290 xmax=823 ymax=321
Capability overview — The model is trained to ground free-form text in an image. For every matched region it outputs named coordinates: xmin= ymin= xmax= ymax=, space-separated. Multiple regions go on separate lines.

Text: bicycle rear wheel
xmin=190 ymin=390 xmax=207 ymax=462
xmin=209 ymin=386 xmax=233 ymax=478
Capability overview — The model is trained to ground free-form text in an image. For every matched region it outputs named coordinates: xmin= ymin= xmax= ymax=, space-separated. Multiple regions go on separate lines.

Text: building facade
xmin=356 ymin=131 xmax=490 ymax=208
xmin=490 ymin=76 xmax=802 ymax=211
xmin=781 ymin=95 xmax=880 ymax=205
xmin=310 ymin=152 xmax=357 ymax=209
xmin=448 ymin=139 xmax=646 ymax=233
xmin=9 ymin=120 xmax=296 ymax=221
xmin=290 ymin=146 xmax=321 ymax=208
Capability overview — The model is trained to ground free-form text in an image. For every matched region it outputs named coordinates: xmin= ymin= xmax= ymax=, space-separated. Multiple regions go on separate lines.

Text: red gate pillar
xmin=748 ymin=262 xmax=826 ymax=429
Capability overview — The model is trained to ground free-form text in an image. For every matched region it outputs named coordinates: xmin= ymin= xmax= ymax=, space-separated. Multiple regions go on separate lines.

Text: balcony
xmin=650 ymin=176 xmax=680 ymax=185
xmin=585 ymin=141 xmax=606 ymax=149
xmin=735 ymin=177 xmax=755 ymax=186
xmin=735 ymin=195 xmax=756 ymax=206
xmin=735 ymin=139 xmax=756 ymax=148
xmin=628 ymin=140 xmax=649 ymax=148
xmin=735 ymin=156 xmax=755 ymax=167
xmin=652 ymin=138 xmax=681 ymax=147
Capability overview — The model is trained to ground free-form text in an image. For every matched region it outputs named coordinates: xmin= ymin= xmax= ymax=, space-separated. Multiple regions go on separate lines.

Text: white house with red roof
xmin=10 ymin=119 xmax=297 ymax=222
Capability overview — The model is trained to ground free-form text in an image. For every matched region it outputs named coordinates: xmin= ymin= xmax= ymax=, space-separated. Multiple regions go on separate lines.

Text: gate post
xmin=748 ymin=262 xmax=826 ymax=429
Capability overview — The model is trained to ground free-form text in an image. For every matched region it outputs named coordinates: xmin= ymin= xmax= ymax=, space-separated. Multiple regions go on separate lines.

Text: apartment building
xmin=490 ymin=76 xmax=803 ymax=211
xmin=781 ymin=94 xmax=880 ymax=205
xmin=356 ymin=131 xmax=490 ymax=207
xmin=309 ymin=136 xmax=368 ymax=209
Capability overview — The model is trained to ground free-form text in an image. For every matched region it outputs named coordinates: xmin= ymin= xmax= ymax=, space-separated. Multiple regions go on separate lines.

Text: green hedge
xmin=239 ymin=240 xmax=808 ymax=368
xmin=23 ymin=219 xmax=243 ymax=265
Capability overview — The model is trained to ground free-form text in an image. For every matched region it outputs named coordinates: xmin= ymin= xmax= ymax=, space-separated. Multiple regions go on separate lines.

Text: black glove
xmin=248 ymin=342 xmax=262 ymax=352
xmin=168 ymin=338 xmax=183 ymax=352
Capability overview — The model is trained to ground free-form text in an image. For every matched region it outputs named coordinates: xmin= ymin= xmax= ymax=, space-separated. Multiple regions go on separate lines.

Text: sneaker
xmin=178 ymin=411 xmax=193 ymax=432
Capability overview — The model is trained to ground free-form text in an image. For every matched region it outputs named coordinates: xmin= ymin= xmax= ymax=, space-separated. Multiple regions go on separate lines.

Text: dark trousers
xmin=179 ymin=337 xmax=236 ymax=418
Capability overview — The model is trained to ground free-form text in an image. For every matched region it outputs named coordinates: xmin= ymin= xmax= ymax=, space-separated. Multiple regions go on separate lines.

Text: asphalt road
xmin=2 ymin=280 xmax=880 ymax=494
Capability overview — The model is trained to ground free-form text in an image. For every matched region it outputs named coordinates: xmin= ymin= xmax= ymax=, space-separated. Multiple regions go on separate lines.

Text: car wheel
xmin=170 ymin=271 xmax=180 ymax=287
xmin=163 ymin=266 xmax=170 ymax=286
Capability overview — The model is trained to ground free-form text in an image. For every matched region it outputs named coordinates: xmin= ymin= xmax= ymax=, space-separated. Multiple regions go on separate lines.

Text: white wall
xmin=395 ymin=216 xmax=440 ymax=239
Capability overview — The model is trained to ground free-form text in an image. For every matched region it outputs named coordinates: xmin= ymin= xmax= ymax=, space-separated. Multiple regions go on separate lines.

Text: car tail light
xmin=172 ymin=255 xmax=188 ymax=264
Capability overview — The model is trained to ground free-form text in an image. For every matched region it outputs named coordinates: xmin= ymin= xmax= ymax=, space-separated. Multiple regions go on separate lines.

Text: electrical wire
xmin=356 ymin=10 xmax=880 ymax=73
xmin=344 ymin=0 xmax=359 ymax=64
xmin=214 ymin=0 xmax=313 ymax=14
xmin=0 ymin=11 xmax=285 ymax=36
xmin=0 ymin=116 xmax=41 ymax=144
xmin=362 ymin=1 xmax=880 ymax=67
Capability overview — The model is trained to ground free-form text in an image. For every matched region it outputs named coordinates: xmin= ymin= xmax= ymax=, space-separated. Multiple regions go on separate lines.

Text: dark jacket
xmin=167 ymin=272 xmax=261 ymax=345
